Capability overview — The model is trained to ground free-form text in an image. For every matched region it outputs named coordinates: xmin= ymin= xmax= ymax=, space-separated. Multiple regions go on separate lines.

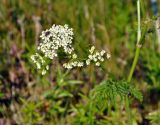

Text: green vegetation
xmin=0 ymin=0 xmax=160 ymax=125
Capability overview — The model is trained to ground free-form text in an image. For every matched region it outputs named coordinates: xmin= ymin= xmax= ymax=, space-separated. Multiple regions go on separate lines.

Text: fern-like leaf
xmin=90 ymin=79 xmax=143 ymax=109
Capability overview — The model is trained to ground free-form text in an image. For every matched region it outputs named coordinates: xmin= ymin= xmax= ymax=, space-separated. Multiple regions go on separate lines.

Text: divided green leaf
xmin=90 ymin=79 xmax=143 ymax=109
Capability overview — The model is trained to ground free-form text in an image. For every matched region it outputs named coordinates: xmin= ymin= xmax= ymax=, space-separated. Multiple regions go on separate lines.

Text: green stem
xmin=125 ymin=1 xmax=141 ymax=125
xmin=128 ymin=0 xmax=141 ymax=83
xmin=125 ymin=97 xmax=132 ymax=125
xmin=127 ymin=47 xmax=140 ymax=82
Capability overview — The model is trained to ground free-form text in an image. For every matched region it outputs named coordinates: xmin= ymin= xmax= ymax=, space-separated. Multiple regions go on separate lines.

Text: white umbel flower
xmin=31 ymin=24 xmax=111 ymax=73
xmin=63 ymin=61 xmax=84 ymax=69
xmin=38 ymin=24 xmax=74 ymax=59
xmin=86 ymin=46 xmax=110 ymax=67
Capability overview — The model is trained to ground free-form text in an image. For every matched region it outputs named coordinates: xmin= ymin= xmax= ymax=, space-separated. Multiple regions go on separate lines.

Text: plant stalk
xmin=128 ymin=0 xmax=141 ymax=83
xmin=127 ymin=47 xmax=140 ymax=82
xmin=125 ymin=97 xmax=132 ymax=125
xmin=126 ymin=1 xmax=141 ymax=125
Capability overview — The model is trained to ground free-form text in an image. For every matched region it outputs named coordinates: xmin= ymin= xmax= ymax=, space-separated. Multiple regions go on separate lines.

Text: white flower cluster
xmin=38 ymin=24 xmax=74 ymax=59
xmin=31 ymin=24 xmax=111 ymax=74
xmin=62 ymin=46 xmax=111 ymax=69
xmin=62 ymin=53 xmax=83 ymax=69
xmin=86 ymin=46 xmax=111 ymax=66
xmin=31 ymin=53 xmax=49 ymax=75
xmin=63 ymin=61 xmax=84 ymax=69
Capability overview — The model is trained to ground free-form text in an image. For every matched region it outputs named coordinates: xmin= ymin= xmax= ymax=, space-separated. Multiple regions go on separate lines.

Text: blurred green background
xmin=0 ymin=0 xmax=160 ymax=125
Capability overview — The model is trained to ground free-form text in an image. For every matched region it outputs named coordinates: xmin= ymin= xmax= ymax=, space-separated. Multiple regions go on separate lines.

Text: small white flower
xmin=36 ymin=62 xmax=41 ymax=69
xmin=95 ymin=62 xmax=100 ymax=66
xmin=107 ymin=53 xmax=111 ymax=59
xmin=98 ymin=56 xmax=101 ymax=60
xmin=86 ymin=46 xmax=110 ymax=67
xmin=100 ymin=50 xmax=106 ymax=56
xmin=77 ymin=62 xmax=84 ymax=67
xmin=100 ymin=58 xmax=104 ymax=62
xmin=72 ymin=54 xmax=77 ymax=59
xmin=95 ymin=52 xmax=99 ymax=56
xmin=88 ymin=55 xmax=93 ymax=59
xmin=93 ymin=57 xmax=98 ymax=62
xmin=89 ymin=46 xmax=95 ymax=54
xmin=86 ymin=59 xmax=90 ymax=65
xmin=63 ymin=63 xmax=72 ymax=69
xmin=63 ymin=63 xmax=67 ymax=68
xmin=67 ymin=65 xmax=73 ymax=69
xmin=46 ymin=65 xmax=49 ymax=70
xmin=42 ymin=70 xmax=47 ymax=75
xmin=72 ymin=61 xmax=78 ymax=66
